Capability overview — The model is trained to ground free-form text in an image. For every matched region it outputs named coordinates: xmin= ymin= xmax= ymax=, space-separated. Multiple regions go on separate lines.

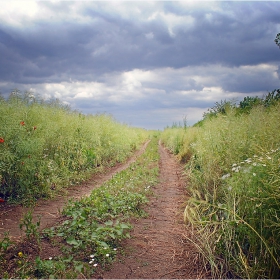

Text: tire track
xmin=0 ymin=141 xmax=150 ymax=241
xmin=98 ymin=142 xmax=209 ymax=279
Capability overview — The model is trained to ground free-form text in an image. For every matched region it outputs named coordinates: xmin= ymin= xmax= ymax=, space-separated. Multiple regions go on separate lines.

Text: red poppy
xmin=0 ymin=198 xmax=5 ymax=203
xmin=0 ymin=138 xmax=4 ymax=143
xmin=20 ymin=121 xmax=25 ymax=126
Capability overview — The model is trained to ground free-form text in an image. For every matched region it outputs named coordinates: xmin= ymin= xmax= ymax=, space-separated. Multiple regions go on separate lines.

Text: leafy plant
xmin=19 ymin=210 xmax=41 ymax=245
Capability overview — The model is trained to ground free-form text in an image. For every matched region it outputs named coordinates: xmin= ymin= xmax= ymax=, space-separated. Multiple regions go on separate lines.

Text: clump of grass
xmin=0 ymin=90 xmax=148 ymax=205
xmin=162 ymin=102 xmax=280 ymax=278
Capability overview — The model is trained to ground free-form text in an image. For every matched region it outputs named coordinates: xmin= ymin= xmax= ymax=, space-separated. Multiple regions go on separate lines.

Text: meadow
xmin=161 ymin=92 xmax=280 ymax=278
xmin=0 ymin=90 xmax=148 ymax=205
xmin=1 ymin=89 xmax=280 ymax=278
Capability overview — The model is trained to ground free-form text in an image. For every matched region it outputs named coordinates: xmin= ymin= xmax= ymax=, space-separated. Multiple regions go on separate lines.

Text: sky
xmin=0 ymin=1 xmax=279 ymax=130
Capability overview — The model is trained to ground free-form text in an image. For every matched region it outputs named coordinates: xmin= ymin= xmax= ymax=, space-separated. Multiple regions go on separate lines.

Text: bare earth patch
xmin=95 ymin=143 xmax=209 ymax=279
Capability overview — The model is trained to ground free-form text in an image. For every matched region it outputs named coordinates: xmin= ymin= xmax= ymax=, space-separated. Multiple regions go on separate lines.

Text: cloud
xmin=0 ymin=1 xmax=280 ymax=129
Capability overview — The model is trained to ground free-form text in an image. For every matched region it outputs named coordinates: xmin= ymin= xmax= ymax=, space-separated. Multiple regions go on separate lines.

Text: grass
xmin=0 ymin=90 xmax=148 ymax=205
xmin=161 ymin=103 xmax=280 ymax=279
xmin=0 ymin=134 xmax=159 ymax=278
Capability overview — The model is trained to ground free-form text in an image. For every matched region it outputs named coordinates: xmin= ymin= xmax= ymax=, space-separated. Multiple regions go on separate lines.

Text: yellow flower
xmin=18 ymin=252 xmax=23 ymax=258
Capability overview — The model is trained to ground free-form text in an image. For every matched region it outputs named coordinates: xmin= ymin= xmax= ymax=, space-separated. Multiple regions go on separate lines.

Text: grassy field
xmin=0 ymin=91 xmax=149 ymax=205
xmin=1 ymin=88 xmax=280 ymax=278
xmin=161 ymin=97 xmax=280 ymax=278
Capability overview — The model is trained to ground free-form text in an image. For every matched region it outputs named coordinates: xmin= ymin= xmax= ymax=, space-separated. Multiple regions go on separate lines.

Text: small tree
xmin=275 ymin=33 xmax=280 ymax=48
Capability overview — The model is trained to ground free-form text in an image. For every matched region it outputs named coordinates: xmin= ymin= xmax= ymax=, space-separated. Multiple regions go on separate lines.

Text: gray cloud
xmin=0 ymin=1 xmax=279 ymax=129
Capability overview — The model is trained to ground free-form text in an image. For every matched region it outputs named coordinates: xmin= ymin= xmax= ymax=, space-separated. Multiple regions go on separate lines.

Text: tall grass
xmin=0 ymin=91 xmax=148 ymax=204
xmin=161 ymin=104 xmax=280 ymax=278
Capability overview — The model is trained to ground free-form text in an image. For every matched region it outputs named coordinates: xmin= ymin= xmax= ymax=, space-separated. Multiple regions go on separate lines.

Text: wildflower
xmin=253 ymin=163 xmax=257 ymax=166
xmin=228 ymin=186 xmax=232 ymax=191
xmin=106 ymin=254 xmax=109 ymax=257
xmin=20 ymin=121 xmax=25 ymax=126
xmin=113 ymin=248 xmax=117 ymax=251
xmin=90 ymin=254 xmax=95 ymax=258
xmin=89 ymin=260 xmax=94 ymax=264
xmin=266 ymin=156 xmax=272 ymax=160
xmin=232 ymin=166 xmax=240 ymax=172
xmin=49 ymin=257 xmax=53 ymax=260
xmin=221 ymin=173 xmax=230 ymax=180
xmin=253 ymin=173 xmax=256 ymax=176
xmin=0 ymin=137 xmax=4 ymax=143
xmin=18 ymin=252 xmax=23 ymax=258
xmin=33 ymin=126 xmax=37 ymax=130
xmin=232 ymin=163 xmax=237 ymax=167
xmin=93 ymin=263 xmax=98 ymax=267
xmin=262 ymin=164 xmax=266 ymax=167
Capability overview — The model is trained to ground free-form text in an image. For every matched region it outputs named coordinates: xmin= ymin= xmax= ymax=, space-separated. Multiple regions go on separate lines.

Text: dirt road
xmin=0 ymin=141 xmax=150 ymax=240
xmin=0 ymin=140 xmax=209 ymax=278
xmin=96 ymin=142 xmax=208 ymax=279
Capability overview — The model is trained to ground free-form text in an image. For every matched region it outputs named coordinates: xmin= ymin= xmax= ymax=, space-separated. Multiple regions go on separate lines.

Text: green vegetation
xmin=161 ymin=92 xmax=280 ymax=278
xmin=0 ymin=135 xmax=159 ymax=278
xmin=0 ymin=90 xmax=148 ymax=205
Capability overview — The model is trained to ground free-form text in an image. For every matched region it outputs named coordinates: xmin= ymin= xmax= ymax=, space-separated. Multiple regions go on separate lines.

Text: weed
xmin=19 ymin=210 xmax=41 ymax=246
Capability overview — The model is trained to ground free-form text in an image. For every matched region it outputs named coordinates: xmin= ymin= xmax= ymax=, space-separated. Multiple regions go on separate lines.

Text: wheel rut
xmin=0 ymin=141 xmax=150 ymax=241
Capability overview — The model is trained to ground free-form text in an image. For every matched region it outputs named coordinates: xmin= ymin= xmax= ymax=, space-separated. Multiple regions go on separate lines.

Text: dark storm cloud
xmin=1 ymin=1 xmax=279 ymax=84
xmin=0 ymin=1 xmax=280 ymax=128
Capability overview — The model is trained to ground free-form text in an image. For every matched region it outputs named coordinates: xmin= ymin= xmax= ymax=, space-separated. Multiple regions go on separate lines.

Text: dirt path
xmin=0 ymin=141 xmax=150 ymax=241
xmin=1 ymin=141 xmax=209 ymax=279
xmin=95 ymin=142 xmax=209 ymax=279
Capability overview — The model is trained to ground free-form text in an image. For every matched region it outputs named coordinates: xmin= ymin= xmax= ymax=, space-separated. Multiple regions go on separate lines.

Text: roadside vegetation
xmin=0 ymin=134 xmax=159 ymax=278
xmin=161 ymin=91 xmax=280 ymax=278
xmin=0 ymin=90 xmax=148 ymax=205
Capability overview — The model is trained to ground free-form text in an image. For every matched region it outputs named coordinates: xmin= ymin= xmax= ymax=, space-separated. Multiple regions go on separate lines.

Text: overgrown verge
xmin=0 ymin=90 xmax=148 ymax=205
xmin=161 ymin=96 xmax=280 ymax=278
xmin=0 ymin=134 xmax=159 ymax=278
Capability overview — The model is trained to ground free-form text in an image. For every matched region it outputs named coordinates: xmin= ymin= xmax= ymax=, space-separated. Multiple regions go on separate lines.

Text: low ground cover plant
xmin=0 ymin=90 xmax=148 ymax=205
xmin=161 ymin=94 xmax=280 ymax=278
xmin=0 ymin=135 xmax=159 ymax=278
